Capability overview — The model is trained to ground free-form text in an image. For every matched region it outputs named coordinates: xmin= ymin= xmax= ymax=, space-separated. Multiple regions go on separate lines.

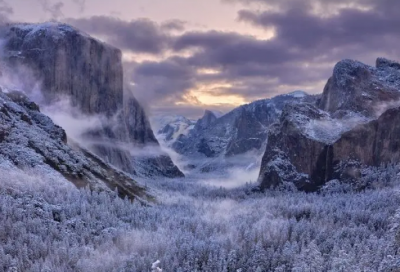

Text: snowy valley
xmin=0 ymin=21 xmax=400 ymax=272
xmin=1 ymin=165 xmax=400 ymax=271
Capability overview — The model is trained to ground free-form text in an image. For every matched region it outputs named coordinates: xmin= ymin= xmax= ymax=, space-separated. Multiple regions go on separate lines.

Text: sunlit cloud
xmin=197 ymin=68 xmax=221 ymax=75
xmin=175 ymin=82 xmax=247 ymax=107
xmin=6 ymin=0 xmax=400 ymax=117
xmin=311 ymin=2 xmax=374 ymax=17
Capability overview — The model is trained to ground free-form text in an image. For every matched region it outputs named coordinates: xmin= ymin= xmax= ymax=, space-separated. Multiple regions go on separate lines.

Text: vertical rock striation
xmin=1 ymin=22 xmax=183 ymax=178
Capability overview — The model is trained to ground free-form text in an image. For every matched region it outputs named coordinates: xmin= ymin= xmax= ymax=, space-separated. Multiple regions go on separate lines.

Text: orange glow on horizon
xmin=175 ymin=82 xmax=248 ymax=107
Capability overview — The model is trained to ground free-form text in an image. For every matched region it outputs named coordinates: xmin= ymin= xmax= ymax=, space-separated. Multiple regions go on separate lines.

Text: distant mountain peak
xmin=194 ymin=110 xmax=219 ymax=131
xmin=155 ymin=115 xmax=196 ymax=146
xmin=170 ymin=91 xmax=311 ymax=175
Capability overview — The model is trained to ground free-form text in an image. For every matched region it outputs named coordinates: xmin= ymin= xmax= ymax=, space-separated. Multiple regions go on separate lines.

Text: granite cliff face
xmin=0 ymin=89 xmax=150 ymax=201
xmin=259 ymin=58 xmax=400 ymax=191
xmin=0 ymin=22 xmax=183 ymax=178
xmin=3 ymin=23 xmax=122 ymax=116
xmin=318 ymin=58 xmax=400 ymax=117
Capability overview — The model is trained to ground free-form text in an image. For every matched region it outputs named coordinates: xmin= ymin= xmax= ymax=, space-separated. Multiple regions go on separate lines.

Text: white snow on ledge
xmin=286 ymin=90 xmax=308 ymax=98
xmin=303 ymin=114 xmax=370 ymax=144
xmin=10 ymin=22 xmax=110 ymax=47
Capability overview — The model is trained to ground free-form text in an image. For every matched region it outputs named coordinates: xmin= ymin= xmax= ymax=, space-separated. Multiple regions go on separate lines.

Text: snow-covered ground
xmin=1 ymin=164 xmax=400 ymax=271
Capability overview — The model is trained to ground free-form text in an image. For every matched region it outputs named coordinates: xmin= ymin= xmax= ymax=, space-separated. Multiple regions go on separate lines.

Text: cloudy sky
xmin=2 ymin=0 xmax=400 ymax=117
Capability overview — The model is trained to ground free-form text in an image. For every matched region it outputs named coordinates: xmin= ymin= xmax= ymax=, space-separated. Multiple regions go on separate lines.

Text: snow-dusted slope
xmin=0 ymin=89 xmax=150 ymax=201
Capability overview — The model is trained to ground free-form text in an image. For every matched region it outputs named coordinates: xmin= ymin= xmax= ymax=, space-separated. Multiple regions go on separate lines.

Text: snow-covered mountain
xmin=154 ymin=115 xmax=196 ymax=146
xmin=171 ymin=91 xmax=310 ymax=164
xmin=158 ymin=91 xmax=311 ymax=174
xmin=0 ymin=22 xmax=183 ymax=178
xmin=2 ymin=23 xmax=400 ymax=194
xmin=259 ymin=58 xmax=400 ymax=191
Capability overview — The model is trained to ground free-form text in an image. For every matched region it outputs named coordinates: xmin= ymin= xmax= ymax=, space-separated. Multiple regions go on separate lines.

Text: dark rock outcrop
xmin=318 ymin=59 xmax=400 ymax=117
xmin=258 ymin=102 xmax=364 ymax=191
xmin=0 ymin=89 xmax=151 ymax=202
xmin=259 ymin=58 xmax=400 ymax=191
xmin=334 ymin=106 xmax=400 ymax=167
xmin=0 ymin=22 xmax=183 ymax=178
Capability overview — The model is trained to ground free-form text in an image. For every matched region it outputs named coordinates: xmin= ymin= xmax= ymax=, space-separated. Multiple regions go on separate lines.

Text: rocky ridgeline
xmin=163 ymin=91 xmax=312 ymax=173
xmin=172 ymin=92 xmax=311 ymax=158
xmin=259 ymin=58 xmax=400 ymax=191
xmin=0 ymin=22 xmax=183 ymax=178
xmin=0 ymin=89 xmax=151 ymax=201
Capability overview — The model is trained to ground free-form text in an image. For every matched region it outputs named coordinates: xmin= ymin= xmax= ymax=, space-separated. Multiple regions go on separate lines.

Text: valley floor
xmin=1 ymin=166 xmax=400 ymax=271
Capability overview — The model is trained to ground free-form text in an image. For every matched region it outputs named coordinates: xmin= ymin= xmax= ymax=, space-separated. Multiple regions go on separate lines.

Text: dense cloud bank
xmin=66 ymin=0 xmax=400 ymax=116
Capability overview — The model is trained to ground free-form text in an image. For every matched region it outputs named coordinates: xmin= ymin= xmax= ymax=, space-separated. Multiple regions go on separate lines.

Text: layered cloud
xmin=37 ymin=0 xmax=64 ymax=20
xmin=63 ymin=0 xmax=400 ymax=117
xmin=4 ymin=0 xmax=400 ymax=117
xmin=67 ymin=16 xmax=173 ymax=54
xmin=34 ymin=0 xmax=86 ymax=20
